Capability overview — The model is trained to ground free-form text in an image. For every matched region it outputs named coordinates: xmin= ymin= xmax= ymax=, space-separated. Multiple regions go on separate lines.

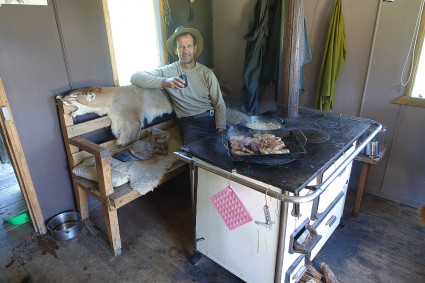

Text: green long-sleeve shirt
xmin=131 ymin=62 xmax=227 ymax=129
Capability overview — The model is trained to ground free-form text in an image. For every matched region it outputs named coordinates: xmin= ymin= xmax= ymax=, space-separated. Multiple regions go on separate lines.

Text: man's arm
xmin=130 ymin=69 xmax=164 ymax=88
xmin=131 ymin=69 xmax=186 ymax=90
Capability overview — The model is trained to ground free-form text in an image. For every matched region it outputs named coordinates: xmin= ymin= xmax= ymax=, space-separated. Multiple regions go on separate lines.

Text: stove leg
xmin=190 ymin=249 xmax=203 ymax=265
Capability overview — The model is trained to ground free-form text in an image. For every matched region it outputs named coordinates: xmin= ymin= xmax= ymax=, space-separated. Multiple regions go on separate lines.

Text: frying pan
xmin=239 ymin=113 xmax=285 ymax=131
xmin=222 ymin=125 xmax=307 ymax=165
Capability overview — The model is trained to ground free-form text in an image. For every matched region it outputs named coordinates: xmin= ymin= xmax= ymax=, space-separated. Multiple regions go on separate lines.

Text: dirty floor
xmin=1 ymin=170 xmax=424 ymax=283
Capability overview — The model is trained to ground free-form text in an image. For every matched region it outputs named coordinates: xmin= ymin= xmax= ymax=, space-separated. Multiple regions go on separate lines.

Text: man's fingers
xmin=173 ymin=77 xmax=185 ymax=90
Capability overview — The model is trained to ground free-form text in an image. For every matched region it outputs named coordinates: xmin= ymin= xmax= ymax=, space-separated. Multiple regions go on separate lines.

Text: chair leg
xmin=102 ymin=205 xmax=122 ymax=256
xmin=74 ymin=184 xmax=89 ymax=220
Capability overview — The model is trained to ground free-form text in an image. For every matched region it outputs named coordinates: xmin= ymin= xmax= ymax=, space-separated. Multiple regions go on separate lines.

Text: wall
xmin=166 ymin=0 xmax=212 ymax=67
xmin=212 ymin=0 xmax=257 ymax=96
xmin=0 ymin=0 xmax=113 ymax=220
xmin=360 ymin=1 xmax=425 ymax=208
xmin=213 ymin=0 xmax=425 ymax=208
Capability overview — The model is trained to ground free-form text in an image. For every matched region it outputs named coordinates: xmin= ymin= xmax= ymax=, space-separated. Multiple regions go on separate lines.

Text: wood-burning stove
xmin=175 ymin=108 xmax=381 ymax=283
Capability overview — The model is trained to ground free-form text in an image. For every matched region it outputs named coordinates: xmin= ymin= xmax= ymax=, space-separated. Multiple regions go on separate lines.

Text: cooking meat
xmin=253 ymin=133 xmax=276 ymax=139
xmin=229 ymin=134 xmax=289 ymax=155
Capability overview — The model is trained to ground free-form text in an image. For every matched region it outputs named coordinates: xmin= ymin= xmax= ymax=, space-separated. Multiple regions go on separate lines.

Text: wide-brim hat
xmin=166 ymin=26 xmax=203 ymax=59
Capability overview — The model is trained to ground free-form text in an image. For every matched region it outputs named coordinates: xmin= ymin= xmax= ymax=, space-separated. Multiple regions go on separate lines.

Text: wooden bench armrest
xmin=68 ymin=136 xmax=110 ymax=159
xmin=68 ymin=136 xmax=114 ymax=197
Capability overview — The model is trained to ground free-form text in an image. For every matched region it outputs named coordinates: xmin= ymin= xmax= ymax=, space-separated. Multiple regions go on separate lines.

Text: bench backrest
xmin=56 ymin=98 xmax=177 ymax=168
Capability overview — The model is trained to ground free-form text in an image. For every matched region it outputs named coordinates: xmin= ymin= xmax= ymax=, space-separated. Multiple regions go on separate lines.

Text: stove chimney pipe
xmin=277 ymin=0 xmax=304 ymax=118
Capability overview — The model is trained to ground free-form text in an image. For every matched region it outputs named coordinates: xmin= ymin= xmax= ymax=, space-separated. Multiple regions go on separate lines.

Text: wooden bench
xmin=56 ymin=98 xmax=187 ymax=256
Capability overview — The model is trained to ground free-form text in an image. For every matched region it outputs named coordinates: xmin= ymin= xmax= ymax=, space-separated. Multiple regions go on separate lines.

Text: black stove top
xmin=180 ymin=109 xmax=370 ymax=194
xmin=302 ymin=128 xmax=330 ymax=144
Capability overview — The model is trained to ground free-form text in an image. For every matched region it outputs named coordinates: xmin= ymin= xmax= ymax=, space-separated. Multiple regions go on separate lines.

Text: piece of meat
xmin=242 ymin=146 xmax=255 ymax=154
xmin=253 ymin=134 xmax=275 ymax=140
xmin=231 ymin=149 xmax=250 ymax=155
xmin=228 ymin=134 xmax=289 ymax=155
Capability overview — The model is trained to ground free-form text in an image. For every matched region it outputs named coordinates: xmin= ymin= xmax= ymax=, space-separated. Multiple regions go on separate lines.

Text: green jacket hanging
xmin=315 ymin=0 xmax=346 ymax=112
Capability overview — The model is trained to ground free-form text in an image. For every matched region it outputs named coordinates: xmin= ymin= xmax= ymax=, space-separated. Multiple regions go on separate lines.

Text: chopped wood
xmin=306 ymin=264 xmax=323 ymax=279
xmin=319 ymin=262 xmax=338 ymax=283
xmin=419 ymin=204 xmax=425 ymax=225
xmin=299 ymin=265 xmax=323 ymax=283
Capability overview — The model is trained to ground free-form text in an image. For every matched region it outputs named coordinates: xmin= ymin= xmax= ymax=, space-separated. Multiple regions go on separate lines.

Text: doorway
xmin=0 ymin=77 xmax=46 ymax=237
xmin=0 ymin=129 xmax=33 ymax=243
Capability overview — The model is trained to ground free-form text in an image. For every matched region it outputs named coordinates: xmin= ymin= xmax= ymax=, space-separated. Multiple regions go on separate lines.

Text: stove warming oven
xmin=175 ymin=108 xmax=381 ymax=283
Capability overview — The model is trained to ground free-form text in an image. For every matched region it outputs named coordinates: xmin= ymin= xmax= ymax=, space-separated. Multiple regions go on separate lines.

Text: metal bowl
xmin=47 ymin=211 xmax=82 ymax=241
xmin=239 ymin=113 xmax=285 ymax=131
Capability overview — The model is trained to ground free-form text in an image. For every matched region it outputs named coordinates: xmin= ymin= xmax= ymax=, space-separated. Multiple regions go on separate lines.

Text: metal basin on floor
xmin=47 ymin=211 xmax=82 ymax=241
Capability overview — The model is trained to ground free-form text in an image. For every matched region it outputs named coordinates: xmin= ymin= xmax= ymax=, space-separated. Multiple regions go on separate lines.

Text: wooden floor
xmin=1 ymin=171 xmax=424 ymax=283
xmin=314 ymin=191 xmax=425 ymax=283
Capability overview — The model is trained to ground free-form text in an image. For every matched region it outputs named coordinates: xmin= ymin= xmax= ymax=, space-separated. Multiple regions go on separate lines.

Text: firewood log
xmin=306 ymin=264 xmax=323 ymax=280
xmin=319 ymin=262 xmax=338 ymax=283
xmin=419 ymin=204 xmax=425 ymax=225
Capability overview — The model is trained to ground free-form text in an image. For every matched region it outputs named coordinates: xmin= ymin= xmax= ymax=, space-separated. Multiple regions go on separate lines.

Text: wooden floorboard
xmin=0 ymin=162 xmax=28 ymax=237
xmin=0 ymin=183 xmax=24 ymax=209
xmin=1 ymin=173 xmax=424 ymax=283
xmin=313 ymin=189 xmax=425 ymax=283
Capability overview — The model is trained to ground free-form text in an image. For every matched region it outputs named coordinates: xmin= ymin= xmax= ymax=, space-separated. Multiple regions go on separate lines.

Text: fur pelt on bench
xmin=57 ymin=85 xmax=174 ymax=146
xmin=73 ymin=125 xmax=182 ymax=194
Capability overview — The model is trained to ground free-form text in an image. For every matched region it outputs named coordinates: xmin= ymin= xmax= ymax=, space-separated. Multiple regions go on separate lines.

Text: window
xmin=393 ymin=3 xmax=425 ymax=107
xmin=0 ymin=0 xmax=47 ymax=5
xmin=102 ymin=0 xmax=167 ymax=86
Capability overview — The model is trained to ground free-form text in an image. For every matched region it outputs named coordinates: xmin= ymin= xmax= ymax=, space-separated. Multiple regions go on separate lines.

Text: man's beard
xmin=180 ymin=55 xmax=194 ymax=64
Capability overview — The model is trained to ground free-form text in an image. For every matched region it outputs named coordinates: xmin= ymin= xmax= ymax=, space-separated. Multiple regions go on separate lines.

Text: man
xmin=131 ymin=27 xmax=226 ymax=145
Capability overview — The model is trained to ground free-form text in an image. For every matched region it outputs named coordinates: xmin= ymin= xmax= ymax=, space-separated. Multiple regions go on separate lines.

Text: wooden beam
xmin=101 ymin=0 xmax=119 ymax=86
xmin=277 ymin=0 xmax=303 ymax=118
xmin=158 ymin=0 xmax=169 ymax=65
xmin=66 ymin=116 xmax=111 ymax=138
xmin=68 ymin=137 xmax=110 ymax=159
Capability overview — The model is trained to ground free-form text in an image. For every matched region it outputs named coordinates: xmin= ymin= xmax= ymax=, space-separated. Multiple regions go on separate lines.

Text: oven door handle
xmin=174 ymin=118 xmax=381 ymax=204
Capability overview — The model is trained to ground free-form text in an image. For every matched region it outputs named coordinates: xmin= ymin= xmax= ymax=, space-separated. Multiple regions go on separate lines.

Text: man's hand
xmin=162 ymin=77 xmax=186 ymax=90
xmin=216 ymin=128 xmax=224 ymax=133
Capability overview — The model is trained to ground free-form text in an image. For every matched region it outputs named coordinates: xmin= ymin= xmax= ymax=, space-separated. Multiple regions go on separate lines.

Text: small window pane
xmin=107 ymin=0 xmax=159 ymax=86
xmin=411 ymin=46 xmax=425 ymax=98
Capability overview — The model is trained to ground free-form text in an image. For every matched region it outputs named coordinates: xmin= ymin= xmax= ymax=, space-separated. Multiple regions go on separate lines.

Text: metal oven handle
xmin=174 ymin=114 xmax=382 ymax=204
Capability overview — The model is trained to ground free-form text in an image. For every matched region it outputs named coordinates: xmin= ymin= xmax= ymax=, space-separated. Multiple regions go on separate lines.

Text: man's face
xmin=174 ymin=34 xmax=197 ymax=65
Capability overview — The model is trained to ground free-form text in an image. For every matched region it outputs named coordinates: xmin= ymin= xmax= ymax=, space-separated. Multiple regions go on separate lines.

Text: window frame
xmin=101 ymin=0 xmax=168 ymax=87
xmin=393 ymin=6 xmax=425 ymax=107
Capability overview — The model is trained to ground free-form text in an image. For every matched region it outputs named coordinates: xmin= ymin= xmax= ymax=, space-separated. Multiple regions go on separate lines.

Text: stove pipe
xmin=277 ymin=0 xmax=304 ymax=118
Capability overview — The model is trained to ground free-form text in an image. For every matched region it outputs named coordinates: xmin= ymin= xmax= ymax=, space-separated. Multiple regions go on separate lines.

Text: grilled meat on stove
xmin=229 ymin=134 xmax=290 ymax=156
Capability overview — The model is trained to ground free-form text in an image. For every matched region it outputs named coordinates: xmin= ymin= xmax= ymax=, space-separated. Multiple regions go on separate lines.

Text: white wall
xmin=213 ymin=0 xmax=425 ymax=208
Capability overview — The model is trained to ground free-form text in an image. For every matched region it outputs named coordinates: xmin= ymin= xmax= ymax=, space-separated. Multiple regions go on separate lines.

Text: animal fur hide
xmin=57 ymin=85 xmax=174 ymax=146
xmin=75 ymin=125 xmax=182 ymax=195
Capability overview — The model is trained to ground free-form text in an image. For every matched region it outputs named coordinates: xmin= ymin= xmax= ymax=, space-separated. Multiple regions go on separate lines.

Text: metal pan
xmin=239 ymin=112 xmax=285 ymax=131
xmin=222 ymin=126 xmax=307 ymax=165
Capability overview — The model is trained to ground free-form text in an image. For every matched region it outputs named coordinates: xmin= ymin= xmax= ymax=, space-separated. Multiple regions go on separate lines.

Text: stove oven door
xmin=285 ymin=254 xmax=307 ymax=283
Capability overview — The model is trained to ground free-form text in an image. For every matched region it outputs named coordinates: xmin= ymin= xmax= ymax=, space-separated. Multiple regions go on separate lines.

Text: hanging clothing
xmin=300 ymin=17 xmax=313 ymax=95
xmin=315 ymin=0 xmax=346 ymax=112
xmin=239 ymin=0 xmax=269 ymax=115
xmin=261 ymin=0 xmax=282 ymax=87
xmin=239 ymin=0 xmax=312 ymax=114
